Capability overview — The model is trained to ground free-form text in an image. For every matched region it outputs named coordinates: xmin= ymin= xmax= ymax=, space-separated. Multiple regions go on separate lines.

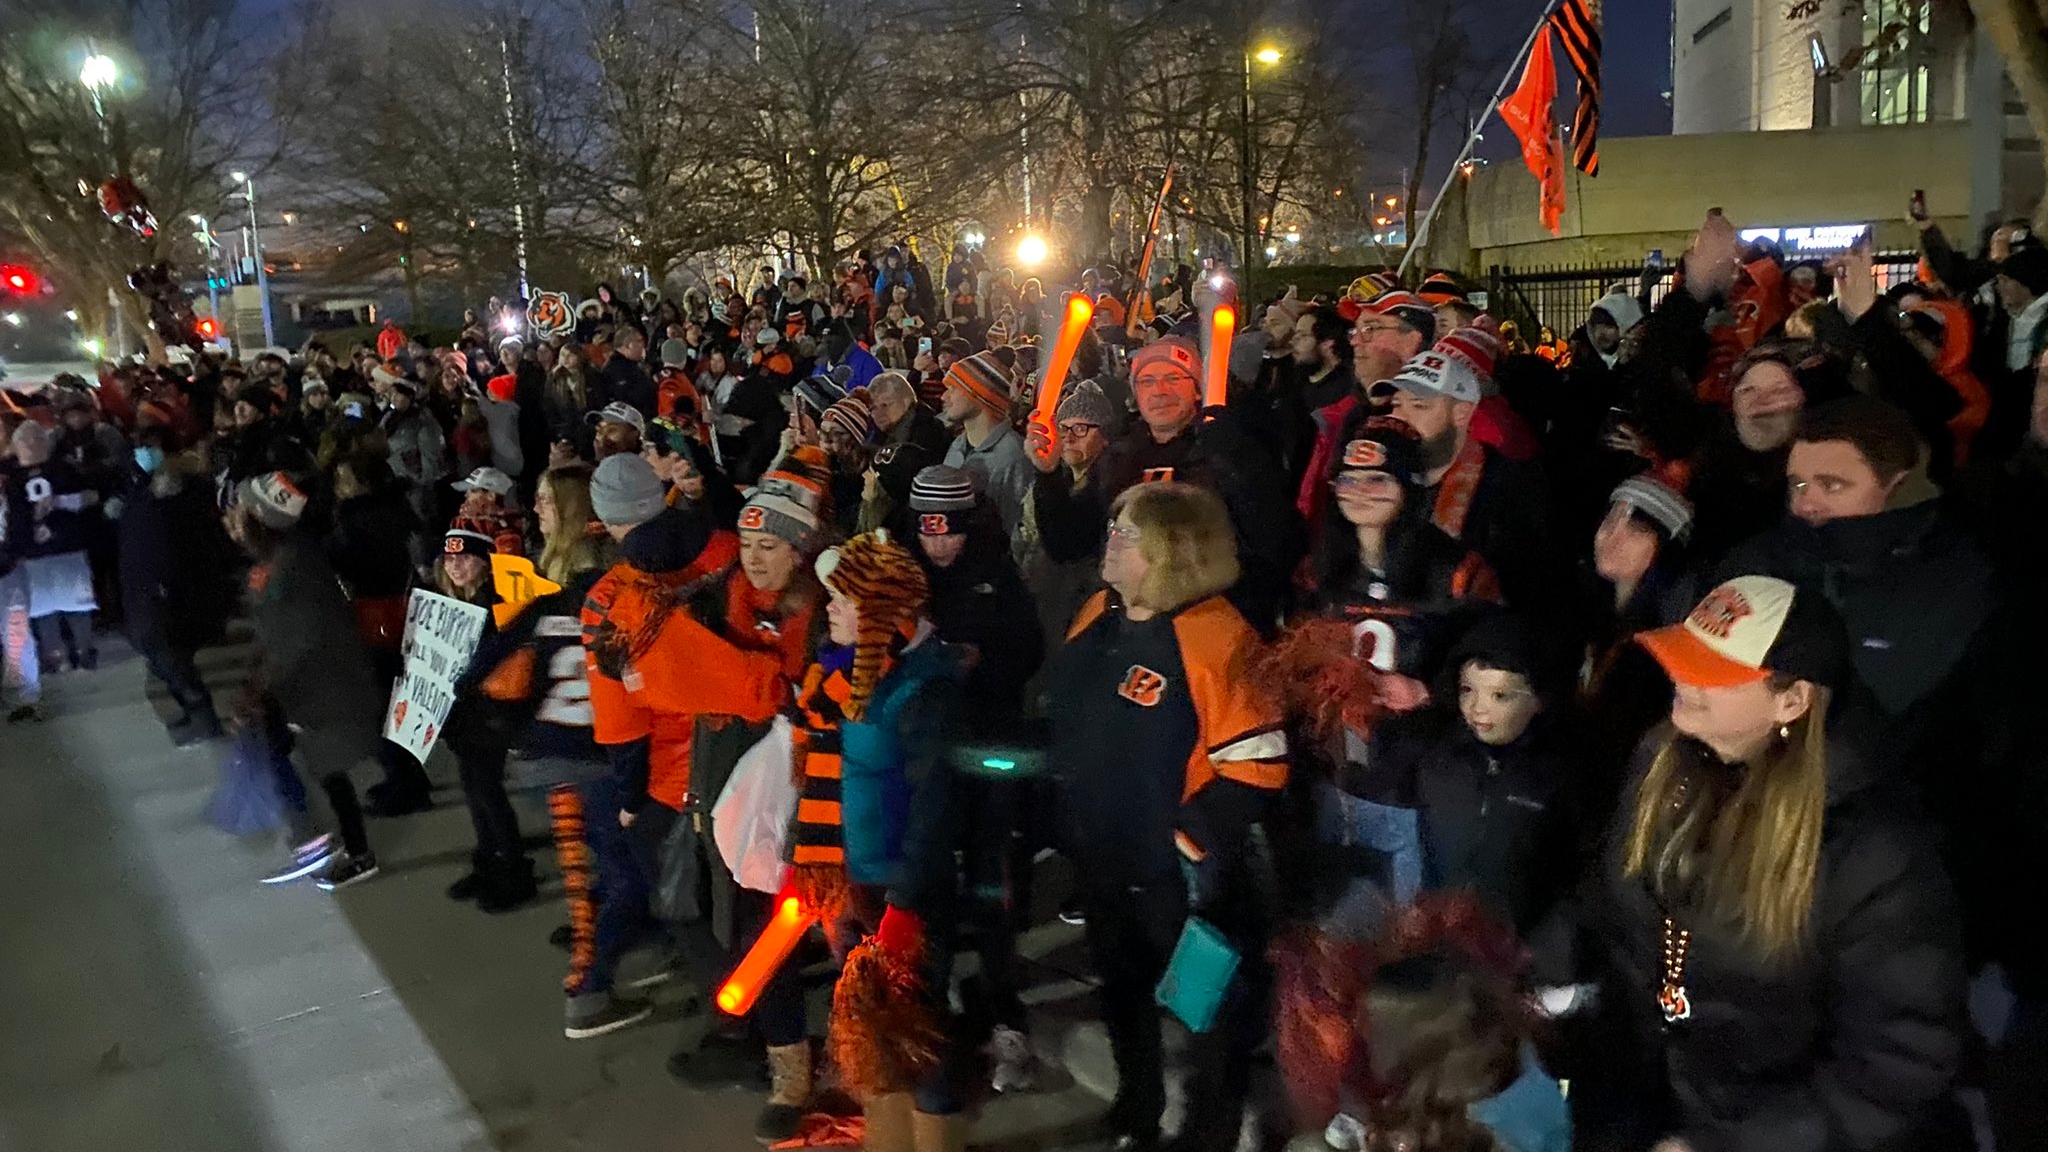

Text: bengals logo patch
xmin=1139 ymin=466 xmax=1176 ymax=485
xmin=737 ymin=506 xmax=767 ymax=531
xmin=918 ymin=513 xmax=953 ymax=536
xmin=1341 ymin=440 xmax=1386 ymax=469
xmin=1116 ymin=664 xmax=1167 ymax=707
xmin=1688 ymin=586 xmax=1752 ymax=639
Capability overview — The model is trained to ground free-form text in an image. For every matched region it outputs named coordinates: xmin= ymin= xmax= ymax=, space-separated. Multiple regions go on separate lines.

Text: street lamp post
xmin=1241 ymin=45 xmax=1281 ymax=279
xmin=231 ymin=171 xmax=276 ymax=348
xmin=80 ymin=50 xmax=124 ymax=357
xmin=189 ymin=214 xmax=220 ymax=329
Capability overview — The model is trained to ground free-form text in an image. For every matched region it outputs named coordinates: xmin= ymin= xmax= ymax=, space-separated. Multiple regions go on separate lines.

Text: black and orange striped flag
xmin=1551 ymin=0 xmax=1602 ymax=176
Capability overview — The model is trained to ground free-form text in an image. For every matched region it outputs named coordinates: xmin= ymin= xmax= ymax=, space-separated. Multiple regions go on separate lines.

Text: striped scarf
xmin=788 ymin=641 xmax=901 ymax=917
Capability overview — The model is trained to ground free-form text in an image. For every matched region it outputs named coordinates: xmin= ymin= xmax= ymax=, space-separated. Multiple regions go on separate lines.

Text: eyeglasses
xmin=1059 ymin=422 xmax=1101 ymax=438
xmin=1104 ymin=520 xmax=1141 ymax=546
xmin=1334 ymin=470 xmax=1400 ymax=491
xmin=1355 ymin=322 xmax=1405 ymax=337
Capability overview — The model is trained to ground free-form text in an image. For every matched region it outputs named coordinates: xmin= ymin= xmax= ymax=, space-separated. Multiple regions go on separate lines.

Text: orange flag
xmin=1498 ymin=30 xmax=1566 ymax=235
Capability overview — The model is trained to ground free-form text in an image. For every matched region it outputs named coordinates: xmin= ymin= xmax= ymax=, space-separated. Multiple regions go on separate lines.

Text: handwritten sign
xmin=383 ymin=590 xmax=490 ymax=763
xmin=491 ymin=553 xmax=562 ymax=627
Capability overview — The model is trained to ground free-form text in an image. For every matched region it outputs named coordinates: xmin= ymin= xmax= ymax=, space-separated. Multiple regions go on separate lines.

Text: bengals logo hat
xmin=1637 ymin=575 xmax=1847 ymax=690
xmin=1330 ymin=413 xmax=1424 ymax=485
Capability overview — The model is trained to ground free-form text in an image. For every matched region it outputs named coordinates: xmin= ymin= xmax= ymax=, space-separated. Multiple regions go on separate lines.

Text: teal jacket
xmin=839 ymin=640 xmax=964 ymax=915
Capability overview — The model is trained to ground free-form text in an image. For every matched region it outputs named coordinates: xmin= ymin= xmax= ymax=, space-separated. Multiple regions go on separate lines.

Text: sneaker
xmin=620 ymin=945 xmax=680 ymax=990
xmin=474 ymin=861 xmax=538 ymax=914
xmin=171 ymin=717 xmax=224 ymax=748
xmin=6 ymin=703 xmax=43 ymax=724
xmin=988 ymin=1024 xmax=1039 ymax=1093
xmin=666 ymin=1029 xmax=768 ymax=1088
xmin=315 ymin=851 xmax=381 ymax=892
xmin=260 ymin=835 xmax=336 ymax=885
xmin=1057 ymin=904 xmax=1087 ymax=927
xmin=549 ymin=923 xmax=575 ymax=950
xmin=564 ymin=996 xmax=653 ymax=1040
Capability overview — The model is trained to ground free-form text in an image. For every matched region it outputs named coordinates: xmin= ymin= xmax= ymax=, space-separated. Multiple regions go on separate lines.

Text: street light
xmin=231 ymin=171 xmax=275 ymax=347
xmin=1016 ymin=234 xmax=1049 ymax=268
xmin=79 ymin=54 xmax=118 ymax=95
xmin=1242 ymin=44 xmax=1283 ymax=277
xmin=190 ymin=213 xmax=221 ymax=328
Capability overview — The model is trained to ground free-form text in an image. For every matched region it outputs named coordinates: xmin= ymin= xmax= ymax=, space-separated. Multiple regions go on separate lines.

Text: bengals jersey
xmin=1306 ymin=520 xmax=1500 ymax=682
xmin=1049 ymin=591 xmax=1287 ymax=885
xmin=467 ymin=570 xmax=608 ymax=765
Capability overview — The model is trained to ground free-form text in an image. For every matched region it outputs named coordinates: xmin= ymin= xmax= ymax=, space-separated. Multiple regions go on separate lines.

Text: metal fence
xmin=1484 ymin=253 xmax=1924 ymax=338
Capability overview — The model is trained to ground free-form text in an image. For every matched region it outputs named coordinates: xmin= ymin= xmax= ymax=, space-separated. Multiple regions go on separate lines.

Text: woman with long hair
xmin=1562 ymin=574 xmax=1967 ymax=1151
xmin=1048 ymin=482 xmax=1289 ymax=1152
xmin=452 ymin=466 xmax=618 ymax=913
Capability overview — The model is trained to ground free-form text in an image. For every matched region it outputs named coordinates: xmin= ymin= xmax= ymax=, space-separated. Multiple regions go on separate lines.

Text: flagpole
xmin=1398 ymin=0 xmax=1559 ymax=278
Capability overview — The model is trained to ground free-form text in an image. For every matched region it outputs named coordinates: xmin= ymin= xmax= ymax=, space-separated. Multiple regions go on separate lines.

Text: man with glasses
xmin=1027 ymin=336 xmax=1302 ymax=629
xmin=1295 ymin=292 xmax=1437 ymax=521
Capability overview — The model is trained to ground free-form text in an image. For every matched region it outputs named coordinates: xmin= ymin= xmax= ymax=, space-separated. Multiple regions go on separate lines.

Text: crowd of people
xmin=2 ymin=203 xmax=2044 ymax=1152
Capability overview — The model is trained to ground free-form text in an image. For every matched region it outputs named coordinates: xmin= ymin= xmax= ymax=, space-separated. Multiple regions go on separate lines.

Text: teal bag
xmin=1155 ymin=917 xmax=1241 ymax=1033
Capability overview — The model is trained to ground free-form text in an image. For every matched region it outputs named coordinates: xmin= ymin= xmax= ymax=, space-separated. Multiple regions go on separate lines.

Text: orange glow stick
xmin=1205 ymin=303 xmax=1237 ymax=410
xmin=716 ymin=887 xmax=819 ymax=1016
xmin=1028 ymin=293 xmax=1096 ymax=459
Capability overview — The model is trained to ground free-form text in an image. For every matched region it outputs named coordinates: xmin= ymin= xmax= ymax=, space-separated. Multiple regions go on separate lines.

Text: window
xmin=1860 ymin=0 xmax=1932 ymax=125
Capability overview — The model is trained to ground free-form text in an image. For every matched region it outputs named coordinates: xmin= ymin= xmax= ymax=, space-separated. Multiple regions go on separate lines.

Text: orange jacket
xmin=580 ymin=530 xmax=789 ymax=810
xmin=1909 ymin=298 xmax=1991 ymax=468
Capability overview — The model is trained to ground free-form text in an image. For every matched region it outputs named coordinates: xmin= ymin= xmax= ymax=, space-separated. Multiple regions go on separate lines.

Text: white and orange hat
xmin=1637 ymin=575 xmax=1846 ymax=690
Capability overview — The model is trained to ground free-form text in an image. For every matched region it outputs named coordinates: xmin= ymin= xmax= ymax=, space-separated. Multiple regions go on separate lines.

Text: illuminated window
xmin=1860 ymin=0 xmax=1931 ymax=125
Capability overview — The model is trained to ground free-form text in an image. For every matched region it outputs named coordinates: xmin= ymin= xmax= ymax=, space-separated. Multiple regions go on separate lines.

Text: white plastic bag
xmin=711 ymin=715 xmax=798 ymax=893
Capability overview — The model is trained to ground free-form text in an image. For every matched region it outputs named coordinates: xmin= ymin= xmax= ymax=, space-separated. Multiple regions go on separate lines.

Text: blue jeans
xmin=1312 ymin=781 xmax=1419 ymax=934
xmin=565 ymin=777 xmax=673 ymax=1010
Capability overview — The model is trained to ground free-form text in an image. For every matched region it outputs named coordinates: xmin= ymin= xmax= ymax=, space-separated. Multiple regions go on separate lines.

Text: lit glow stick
xmin=1028 ymin=293 xmax=1097 ymax=460
xmin=716 ymin=887 xmax=819 ymax=1016
xmin=1205 ymin=303 xmax=1237 ymax=410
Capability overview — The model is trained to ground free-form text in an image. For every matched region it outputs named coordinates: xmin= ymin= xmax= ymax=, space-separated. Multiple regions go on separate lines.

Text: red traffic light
xmin=0 ymin=264 xmax=39 ymax=294
xmin=195 ymin=317 xmax=220 ymax=339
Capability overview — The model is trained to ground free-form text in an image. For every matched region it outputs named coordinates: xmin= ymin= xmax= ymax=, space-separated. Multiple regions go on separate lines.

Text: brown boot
xmin=862 ymin=1091 xmax=915 ymax=1152
xmin=755 ymin=1043 xmax=812 ymax=1145
xmin=911 ymin=1110 xmax=968 ymax=1152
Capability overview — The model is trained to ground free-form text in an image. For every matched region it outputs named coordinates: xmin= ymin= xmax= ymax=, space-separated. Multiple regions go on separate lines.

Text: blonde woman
xmin=1564 ymin=575 xmax=1966 ymax=1152
xmin=1046 ymin=481 xmax=1288 ymax=1152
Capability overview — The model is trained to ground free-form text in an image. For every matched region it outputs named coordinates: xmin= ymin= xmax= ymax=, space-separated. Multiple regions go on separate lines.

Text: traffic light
xmin=0 ymin=264 xmax=39 ymax=295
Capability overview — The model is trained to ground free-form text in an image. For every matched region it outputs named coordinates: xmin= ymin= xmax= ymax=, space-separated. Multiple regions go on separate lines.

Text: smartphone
xmin=1646 ymin=249 xmax=1664 ymax=270
xmin=1909 ymin=189 xmax=1928 ymax=222
xmin=918 ymin=337 xmax=933 ymax=357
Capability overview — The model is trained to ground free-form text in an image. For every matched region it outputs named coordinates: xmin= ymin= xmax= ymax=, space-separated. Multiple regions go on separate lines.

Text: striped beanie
xmin=944 ymin=351 xmax=1012 ymax=417
xmin=909 ymin=465 xmax=979 ymax=536
xmin=1434 ymin=327 xmax=1501 ymax=383
xmin=822 ymin=389 xmax=876 ymax=445
xmin=814 ymin=529 xmax=930 ymax=720
xmin=739 ymin=444 xmax=832 ymax=552
xmin=1610 ymin=472 xmax=1694 ymax=542
xmin=1416 ymin=271 xmax=1467 ymax=306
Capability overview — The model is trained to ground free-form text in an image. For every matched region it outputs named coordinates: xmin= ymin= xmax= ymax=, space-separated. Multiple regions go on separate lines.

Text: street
xmin=0 ymin=637 xmax=1127 ymax=1152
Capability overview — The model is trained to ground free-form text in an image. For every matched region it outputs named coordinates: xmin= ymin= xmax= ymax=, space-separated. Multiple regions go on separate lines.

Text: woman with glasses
xmin=1046 ymin=481 xmax=1289 ymax=1152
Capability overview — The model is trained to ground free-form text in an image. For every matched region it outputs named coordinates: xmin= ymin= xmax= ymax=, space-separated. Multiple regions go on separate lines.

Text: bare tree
xmin=1380 ymin=0 xmax=1505 ymax=242
xmin=0 ymin=0 xmax=265 ymax=347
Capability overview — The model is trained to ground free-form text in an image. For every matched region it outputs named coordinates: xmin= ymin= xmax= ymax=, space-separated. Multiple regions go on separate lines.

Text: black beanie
xmin=2000 ymin=247 xmax=2048 ymax=297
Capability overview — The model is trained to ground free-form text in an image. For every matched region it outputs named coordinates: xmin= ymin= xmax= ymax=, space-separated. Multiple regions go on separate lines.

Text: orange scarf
xmin=1430 ymin=437 xmax=1488 ymax=540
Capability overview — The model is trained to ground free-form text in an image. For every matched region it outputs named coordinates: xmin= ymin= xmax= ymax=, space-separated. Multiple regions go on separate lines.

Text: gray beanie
xmin=908 ymin=465 xmax=979 ymax=512
xmin=1054 ymin=379 xmax=1116 ymax=429
xmin=1610 ymin=472 xmax=1694 ymax=542
xmin=659 ymin=337 xmax=689 ymax=366
xmin=590 ymin=454 xmax=669 ymax=528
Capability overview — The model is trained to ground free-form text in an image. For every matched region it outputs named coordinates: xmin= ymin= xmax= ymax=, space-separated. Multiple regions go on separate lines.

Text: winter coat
xmin=1364 ymin=714 xmax=1582 ymax=933
xmin=1304 ymin=515 xmax=1501 ymax=683
xmin=920 ymin=524 xmax=1043 ymax=727
xmin=327 ymin=482 xmax=422 ymax=599
xmin=511 ymin=360 xmax=551 ymax=482
xmin=246 ymin=531 xmax=384 ymax=739
xmin=1562 ymin=709 xmax=1968 ymax=1152
xmin=117 ymin=467 xmax=234 ymax=654
xmin=383 ymin=405 xmax=447 ymax=488
xmin=1051 ymin=591 xmax=1288 ymax=893
xmin=835 ymin=640 xmax=965 ymax=914
xmin=477 ymin=393 xmax=525 ymax=480
xmin=595 ymin=355 xmax=658 ymax=420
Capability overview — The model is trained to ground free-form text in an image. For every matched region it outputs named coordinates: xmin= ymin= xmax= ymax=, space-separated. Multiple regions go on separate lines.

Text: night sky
xmin=1464 ymin=1 xmax=1673 ymax=170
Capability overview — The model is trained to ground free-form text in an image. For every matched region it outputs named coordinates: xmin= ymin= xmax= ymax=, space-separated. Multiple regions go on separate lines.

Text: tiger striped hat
xmin=813 ymin=529 xmax=930 ymax=720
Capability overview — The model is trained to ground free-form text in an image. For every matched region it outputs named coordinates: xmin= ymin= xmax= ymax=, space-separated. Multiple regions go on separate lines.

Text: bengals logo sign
xmin=527 ymin=291 xmax=574 ymax=339
xmin=1117 ymin=664 xmax=1167 ymax=707
xmin=737 ymin=506 xmax=768 ymax=531
xmin=919 ymin=513 xmax=953 ymax=536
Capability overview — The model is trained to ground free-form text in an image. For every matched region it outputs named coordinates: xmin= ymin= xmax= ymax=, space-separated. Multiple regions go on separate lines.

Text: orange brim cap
xmin=1637 ymin=621 xmax=1770 ymax=689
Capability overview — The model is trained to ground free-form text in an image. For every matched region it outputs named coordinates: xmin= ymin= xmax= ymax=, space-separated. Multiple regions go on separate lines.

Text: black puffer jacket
xmin=918 ymin=518 xmax=1043 ymax=729
xmin=118 ymin=467 xmax=235 ymax=653
xmin=1565 ymin=703 xmax=1968 ymax=1152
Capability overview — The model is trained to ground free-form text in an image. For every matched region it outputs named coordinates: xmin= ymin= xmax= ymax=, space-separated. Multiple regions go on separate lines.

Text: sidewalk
xmin=0 ymin=637 xmax=1130 ymax=1152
